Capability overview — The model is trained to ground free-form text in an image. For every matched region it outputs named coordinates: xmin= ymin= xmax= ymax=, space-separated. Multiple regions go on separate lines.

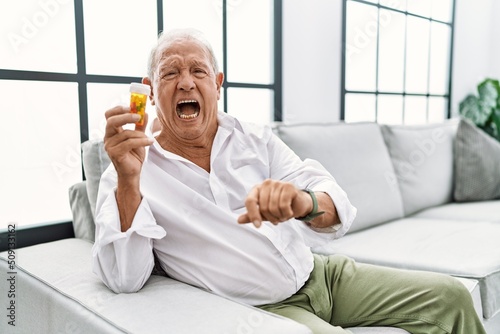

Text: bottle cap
xmin=130 ymin=82 xmax=151 ymax=95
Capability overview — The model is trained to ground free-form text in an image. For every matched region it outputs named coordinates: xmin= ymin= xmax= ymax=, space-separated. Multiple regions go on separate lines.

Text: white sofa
xmin=1 ymin=117 xmax=499 ymax=334
xmin=275 ymin=118 xmax=500 ymax=333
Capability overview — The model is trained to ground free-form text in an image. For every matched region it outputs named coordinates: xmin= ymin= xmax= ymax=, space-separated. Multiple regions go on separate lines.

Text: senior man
xmin=92 ymin=29 xmax=486 ymax=334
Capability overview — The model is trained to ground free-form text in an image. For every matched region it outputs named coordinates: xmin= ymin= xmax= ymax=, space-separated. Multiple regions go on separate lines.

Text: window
xmin=0 ymin=0 xmax=282 ymax=232
xmin=0 ymin=0 xmax=82 ymax=231
xmin=341 ymin=0 xmax=455 ymax=124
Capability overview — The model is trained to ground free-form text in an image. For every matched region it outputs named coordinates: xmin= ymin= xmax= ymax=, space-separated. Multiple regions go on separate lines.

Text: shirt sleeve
xmin=267 ymin=132 xmax=357 ymax=246
xmin=91 ymin=166 xmax=166 ymax=293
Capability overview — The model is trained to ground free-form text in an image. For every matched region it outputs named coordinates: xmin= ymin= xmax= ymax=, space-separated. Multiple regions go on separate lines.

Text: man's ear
xmin=142 ymin=77 xmax=155 ymax=105
xmin=216 ymin=72 xmax=224 ymax=100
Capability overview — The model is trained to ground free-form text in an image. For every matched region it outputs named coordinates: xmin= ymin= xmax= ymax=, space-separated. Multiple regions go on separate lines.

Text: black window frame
xmin=340 ymin=0 xmax=456 ymax=123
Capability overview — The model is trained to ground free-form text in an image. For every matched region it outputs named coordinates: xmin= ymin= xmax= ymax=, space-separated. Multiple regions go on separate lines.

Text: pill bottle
xmin=130 ymin=83 xmax=151 ymax=126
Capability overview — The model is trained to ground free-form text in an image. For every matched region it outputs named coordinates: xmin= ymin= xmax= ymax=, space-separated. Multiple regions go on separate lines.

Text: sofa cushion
xmin=68 ymin=181 xmax=95 ymax=241
xmin=484 ymin=312 xmax=500 ymax=333
xmin=412 ymin=200 xmax=500 ymax=222
xmin=82 ymin=140 xmax=111 ymax=218
xmin=454 ymin=118 xmax=500 ymax=202
xmin=380 ymin=120 xmax=458 ymax=216
xmin=0 ymin=239 xmax=311 ymax=334
xmin=275 ymin=122 xmax=404 ymax=233
xmin=318 ymin=217 xmax=500 ymax=319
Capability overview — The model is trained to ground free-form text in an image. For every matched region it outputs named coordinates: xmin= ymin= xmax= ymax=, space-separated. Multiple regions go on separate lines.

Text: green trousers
xmin=258 ymin=254 xmax=486 ymax=334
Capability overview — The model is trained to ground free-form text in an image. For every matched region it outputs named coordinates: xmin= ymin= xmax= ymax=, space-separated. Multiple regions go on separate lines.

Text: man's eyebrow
xmin=158 ymin=57 xmax=179 ymax=68
xmin=158 ymin=57 xmax=209 ymax=69
xmin=189 ymin=59 xmax=209 ymax=68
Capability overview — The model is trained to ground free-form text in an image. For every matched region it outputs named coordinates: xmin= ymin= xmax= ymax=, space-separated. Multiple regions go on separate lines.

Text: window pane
xmin=378 ymin=10 xmax=406 ymax=92
xmin=227 ymin=0 xmax=273 ymax=84
xmin=83 ymin=0 xmax=158 ymax=77
xmin=345 ymin=1 xmax=378 ymax=91
xmin=0 ymin=80 xmax=81 ymax=229
xmin=404 ymin=96 xmax=427 ymax=125
xmin=431 ymin=0 xmax=453 ymax=23
xmin=379 ymin=0 xmax=406 ymax=11
xmin=344 ymin=93 xmax=376 ymax=123
xmin=0 ymin=0 xmax=77 ymax=73
xmin=88 ymin=83 xmax=127 ymax=141
xmin=428 ymin=97 xmax=448 ymax=123
xmin=428 ymin=22 xmax=451 ymax=95
xmin=163 ymin=0 xmax=223 ymax=75
xmin=407 ymin=0 xmax=431 ymax=17
xmin=377 ymin=95 xmax=403 ymax=124
xmin=405 ymin=16 xmax=430 ymax=94
xmin=227 ymin=88 xmax=273 ymax=125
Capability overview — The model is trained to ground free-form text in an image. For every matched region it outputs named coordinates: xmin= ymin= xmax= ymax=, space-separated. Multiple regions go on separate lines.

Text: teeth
xmin=178 ymin=99 xmax=197 ymax=104
xmin=179 ymin=112 xmax=199 ymax=119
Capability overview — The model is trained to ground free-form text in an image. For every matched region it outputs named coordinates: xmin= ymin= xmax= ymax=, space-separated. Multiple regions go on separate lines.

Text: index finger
xmin=134 ymin=112 xmax=149 ymax=133
xmin=238 ymin=186 xmax=263 ymax=228
xmin=104 ymin=105 xmax=129 ymax=120
xmin=104 ymin=107 xmax=147 ymax=138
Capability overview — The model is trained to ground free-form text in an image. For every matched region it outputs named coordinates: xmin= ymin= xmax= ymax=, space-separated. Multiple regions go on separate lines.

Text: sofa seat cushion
xmin=0 ymin=239 xmax=310 ymax=334
xmin=411 ymin=200 xmax=500 ymax=222
xmin=380 ymin=120 xmax=458 ymax=216
xmin=276 ymin=122 xmax=404 ymax=233
xmin=316 ymin=218 xmax=500 ymax=319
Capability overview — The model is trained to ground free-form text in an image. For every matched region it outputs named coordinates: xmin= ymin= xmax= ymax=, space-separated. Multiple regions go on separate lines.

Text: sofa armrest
xmin=68 ymin=181 xmax=95 ymax=242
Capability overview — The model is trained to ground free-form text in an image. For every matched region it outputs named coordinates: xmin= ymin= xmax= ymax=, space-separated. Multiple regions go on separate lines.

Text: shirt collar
xmin=150 ymin=111 xmax=237 ymax=161
xmin=217 ymin=110 xmax=237 ymax=132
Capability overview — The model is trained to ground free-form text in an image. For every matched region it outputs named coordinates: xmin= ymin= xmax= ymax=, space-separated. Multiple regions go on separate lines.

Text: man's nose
xmin=177 ymin=72 xmax=195 ymax=91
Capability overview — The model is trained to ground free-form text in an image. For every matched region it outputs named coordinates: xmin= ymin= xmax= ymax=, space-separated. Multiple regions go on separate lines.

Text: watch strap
xmin=296 ymin=189 xmax=325 ymax=222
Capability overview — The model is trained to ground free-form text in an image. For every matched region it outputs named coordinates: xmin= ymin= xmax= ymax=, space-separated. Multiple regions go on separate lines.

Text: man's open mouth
xmin=176 ymin=100 xmax=200 ymax=119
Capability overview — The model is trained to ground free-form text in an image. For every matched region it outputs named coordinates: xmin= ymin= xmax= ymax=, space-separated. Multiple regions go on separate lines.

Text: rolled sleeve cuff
xmin=295 ymin=180 xmax=357 ymax=248
xmin=312 ymin=180 xmax=357 ymax=238
xmin=94 ymin=188 xmax=166 ymax=251
xmin=92 ymin=188 xmax=167 ymax=293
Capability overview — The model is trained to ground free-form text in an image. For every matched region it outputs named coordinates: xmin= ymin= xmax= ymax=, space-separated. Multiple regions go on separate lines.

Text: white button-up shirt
xmin=92 ymin=112 xmax=356 ymax=306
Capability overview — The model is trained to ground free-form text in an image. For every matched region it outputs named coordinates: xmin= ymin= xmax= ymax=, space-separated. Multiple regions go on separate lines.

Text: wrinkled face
xmin=148 ymin=40 xmax=223 ymax=143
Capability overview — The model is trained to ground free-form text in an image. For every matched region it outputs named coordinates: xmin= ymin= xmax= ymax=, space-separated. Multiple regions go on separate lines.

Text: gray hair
xmin=147 ymin=28 xmax=219 ymax=80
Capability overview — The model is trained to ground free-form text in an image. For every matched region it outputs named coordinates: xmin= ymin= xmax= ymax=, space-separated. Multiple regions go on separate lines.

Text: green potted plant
xmin=459 ymin=78 xmax=500 ymax=141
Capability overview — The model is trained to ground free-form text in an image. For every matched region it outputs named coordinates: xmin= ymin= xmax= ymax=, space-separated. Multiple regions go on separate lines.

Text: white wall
xmin=451 ymin=0 xmax=498 ymax=117
xmin=493 ymin=0 xmax=500 ymax=80
xmin=282 ymin=0 xmax=343 ymax=124
xmin=283 ymin=0 xmax=500 ymax=123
